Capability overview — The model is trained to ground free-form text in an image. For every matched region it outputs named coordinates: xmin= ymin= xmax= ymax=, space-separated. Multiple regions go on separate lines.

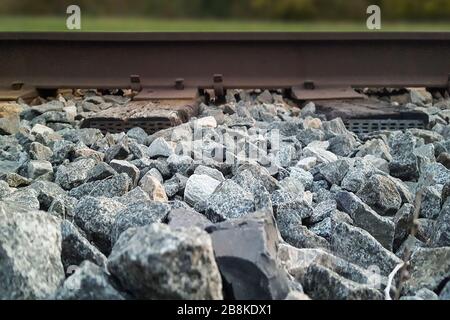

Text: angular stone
xmin=389 ymin=131 xmax=419 ymax=180
xmin=0 ymin=204 xmax=64 ymax=299
xmin=184 ymin=174 xmax=220 ymax=207
xmin=54 ymin=261 xmax=124 ymax=300
xmin=331 ymin=222 xmax=403 ymax=275
xmin=205 ymin=213 xmax=290 ymax=300
xmin=357 ymin=174 xmax=402 ymax=216
xmin=405 ymin=247 xmax=450 ymax=294
xmin=138 ymin=173 xmax=168 ymax=202
xmin=437 ymin=152 xmax=450 ymax=169
xmin=27 ymin=160 xmax=53 ymax=179
xmin=61 ymin=220 xmax=107 ymax=272
xmin=148 ymin=137 xmax=175 ymax=158
xmin=111 ymin=200 xmax=171 ymax=244
xmin=126 ymin=127 xmax=148 ymax=145
xmin=395 ymin=235 xmax=425 ymax=260
xmin=62 ymin=128 xmax=104 ymax=147
xmin=439 ymin=282 xmax=450 ymax=300
xmin=290 ymin=167 xmax=314 ymax=190
xmin=1 ymin=172 xmax=31 ymax=188
xmin=166 ymin=208 xmax=213 ymax=229
xmin=431 ymin=198 xmax=450 ymax=247
xmin=419 ymin=185 xmax=442 ymax=219
xmin=29 ymin=142 xmax=53 ymax=161
xmin=303 ymin=142 xmax=337 ymax=164
xmin=74 ymin=196 xmax=125 ymax=254
xmin=336 ymin=191 xmax=395 ymax=250
xmin=418 ymin=163 xmax=450 ymax=188
xmin=393 ymin=204 xmax=415 ymax=251
xmin=69 ymin=173 xmax=131 ymax=200
xmin=114 ymin=186 xmax=150 ymax=205
xmin=356 ymin=138 xmax=392 ymax=162
xmin=167 ymin=154 xmax=194 ymax=175
xmin=341 ymin=158 xmax=377 ymax=193
xmin=205 ymin=180 xmax=255 ymax=222
xmin=55 ymin=158 xmax=97 ymax=190
xmin=318 ymin=159 xmax=352 ymax=186
xmin=110 ymin=159 xmax=140 ymax=186
xmin=329 ymin=134 xmax=359 ymax=157
xmin=235 ymin=163 xmax=280 ymax=193
xmin=104 ymin=137 xmax=130 ymax=163
xmin=415 ymin=219 xmax=434 ymax=244
xmin=303 ymin=264 xmax=383 ymax=300
xmin=5 ymin=188 xmax=40 ymax=210
xmin=278 ymin=245 xmax=384 ymax=289
xmin=86 ymin=162 xmax=117 ymax=182
xmin=108 ymin=223 xmax=223 ymax=299
xmin=194 ymin=165 xmax=225 ymax=182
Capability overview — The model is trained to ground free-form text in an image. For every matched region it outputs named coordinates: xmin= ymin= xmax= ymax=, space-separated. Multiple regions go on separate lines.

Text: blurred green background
xmin=1 ymin=0 xmax=450 ymax=31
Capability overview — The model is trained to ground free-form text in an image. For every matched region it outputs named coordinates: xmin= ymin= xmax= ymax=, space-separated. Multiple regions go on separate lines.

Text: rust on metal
xmin=1 ymin=32 xmax=450 ymax=101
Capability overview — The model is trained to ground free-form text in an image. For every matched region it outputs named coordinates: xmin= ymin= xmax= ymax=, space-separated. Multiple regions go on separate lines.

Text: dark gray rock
xmin=109 ymin=159 xmax=140 ymax=186
xmin=68 ymin=173 xmax=131 ymax=199
xmin=126 ymin=127 xmax=148 ymax=145
xmin=318 ymin=159 xmax=352 ymax=186
xmin=419 ymin=185 xmax=442 ymax=219
xmin=336 ymin=191 xmax=395 ymax=250
xmin=111 ymin=200 xmax=171 ymax=244
xmin=404 ymin=247 xmax=450 ymax=294
xmin=341 ymin=158 xmax=377 ymax=193
xmin=389 ymin=131 xmax=419 ymax=180
xmin=166 ymin=208 xmax=213 ymax=229
xmin=74 ymin=196 xmax=125 ymax=254
xmin=62 ymin=128 xmax=104 ymax=147
xmin=206 ymin=212 xmax=290 ymax=300
xmin=104 ymin=137 xmax=130 ymax=163
xmin=61 ymin=220 xmax=107 ymax=272
xmin=108 ymin=223 xmax=223 ymax=299
xmin=55 ymin=158 xmax=97 ymax=190
xmin=86 ymin=162 xmax=117 ymax=182
xmin=418 ymin=163 xmax=450 ymax=188
xmin=54 ymin=261 xmax=124 ymax=300
xmin=331 ymin=222 xmax=403 ymax=275
xmin=205 ymin=179 xmax=255 ymax=222
xmin=114 ymin=186 xmax=150 ymax=205
xmin=167 ymin=154 xmax=194 ymax=176
xmin=329 ymin=134 xmax=359 ymax=157
xmin=356 ymin=174 xmax=402 ymax=216
xmin=235 ymin=163 xmax=280 ymax=193
xmin=393 ymin=204 xmax=415 ymax=251
xmin=416 ymin=218 xmax=436 ymax=243
xmin=51 ymin=140 xmax=76 ymax=165
xmin=303 ymin=264 xmax=383 ymax=300
xmin=0 ymin=203 xmax=64 ymax=299
xmin=439 ymin=281 xmax=450 ymax=300
xmin=395 ymin=235 xmax=425 ymax=260
xmin=431 ymin=198 xmax=450 ymax=247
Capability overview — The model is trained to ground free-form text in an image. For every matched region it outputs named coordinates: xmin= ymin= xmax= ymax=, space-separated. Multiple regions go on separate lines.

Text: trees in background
xmin=1 ymin=0 xmax=450 ymax=21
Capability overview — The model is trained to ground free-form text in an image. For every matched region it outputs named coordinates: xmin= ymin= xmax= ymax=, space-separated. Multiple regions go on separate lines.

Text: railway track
xmin=0 ymin=32 xmax=449 ymax=133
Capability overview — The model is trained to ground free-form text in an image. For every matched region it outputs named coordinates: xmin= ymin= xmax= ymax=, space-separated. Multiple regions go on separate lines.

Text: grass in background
xmin=1 ymin=16 xmax=450 ymax=32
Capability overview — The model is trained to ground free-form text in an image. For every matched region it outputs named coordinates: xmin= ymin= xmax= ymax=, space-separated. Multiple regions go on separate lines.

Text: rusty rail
xmin=0 ymin=32 xmax=450 ymax=100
